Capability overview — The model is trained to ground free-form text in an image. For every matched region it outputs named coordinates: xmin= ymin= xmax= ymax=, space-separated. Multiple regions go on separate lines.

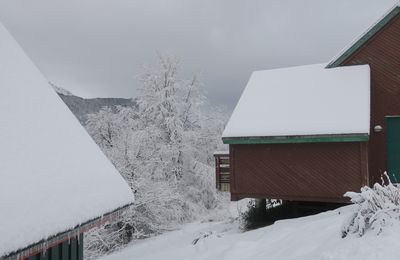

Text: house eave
xmin=222 ymin=134 xmax=369 ymax=145
xmin=1 ymin=203 xmax=133 ymax=260
xmin=326 ymin=6 xmax=400 ymax=68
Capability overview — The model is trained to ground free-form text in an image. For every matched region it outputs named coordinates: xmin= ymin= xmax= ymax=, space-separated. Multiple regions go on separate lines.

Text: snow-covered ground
xmin=101 ymin=203 xmax=400 ymax=260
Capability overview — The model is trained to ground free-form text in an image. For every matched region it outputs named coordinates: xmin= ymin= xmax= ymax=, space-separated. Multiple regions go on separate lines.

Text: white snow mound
xmin=102 ymin=205 xmax=400 ymax=260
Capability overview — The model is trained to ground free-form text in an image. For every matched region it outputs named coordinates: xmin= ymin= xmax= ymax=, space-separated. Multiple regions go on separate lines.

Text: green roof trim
xmin=222 ymin=134 xmax=369 ymax=145
xmin=326 ymin=6 xmax=400 ymax=68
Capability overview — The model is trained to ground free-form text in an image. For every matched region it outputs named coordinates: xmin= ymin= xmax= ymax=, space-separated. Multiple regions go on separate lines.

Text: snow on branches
xmin=342 ymin=173 xmax=400 ymax=238
xmin=84 ymin=54 xmax=228 ymax=259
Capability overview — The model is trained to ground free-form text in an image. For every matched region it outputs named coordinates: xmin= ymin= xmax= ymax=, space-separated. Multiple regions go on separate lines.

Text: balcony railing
xmin=214 ymin=151 xmax=230 ymax=192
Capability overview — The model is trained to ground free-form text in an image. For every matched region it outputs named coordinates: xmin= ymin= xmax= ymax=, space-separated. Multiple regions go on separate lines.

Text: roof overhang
xmin=222 ymin=134 xmax=369 ymax=145
xmin=2 ymin=204 xmax=132 ymax=260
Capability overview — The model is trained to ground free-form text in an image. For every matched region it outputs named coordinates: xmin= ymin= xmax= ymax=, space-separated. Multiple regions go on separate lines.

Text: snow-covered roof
xmin=0 ymin=22 xmax=134 ymax=257
xmin=222 ymin=63 xmax=370 ymax=139
xmin=327 ymin=4 xmax=400 ymax=68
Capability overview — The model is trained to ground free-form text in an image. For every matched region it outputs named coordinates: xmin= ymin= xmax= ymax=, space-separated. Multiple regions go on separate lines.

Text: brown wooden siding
xmin=230 ymin=142 xmax=368 ymax=202
xmin=225 ymin=12 xmax=400 ymax=203
xmin=340 ymin=14 xmax=400 ymax=185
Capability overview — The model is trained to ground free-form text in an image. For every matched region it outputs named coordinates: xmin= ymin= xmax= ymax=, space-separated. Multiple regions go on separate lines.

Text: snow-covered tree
xmin=84 ymin=55 xmax=228 ymax=259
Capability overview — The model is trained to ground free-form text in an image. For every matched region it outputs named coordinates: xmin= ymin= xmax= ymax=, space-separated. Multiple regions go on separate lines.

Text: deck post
xmin=215 ymin=156 xmax=220 ymax=189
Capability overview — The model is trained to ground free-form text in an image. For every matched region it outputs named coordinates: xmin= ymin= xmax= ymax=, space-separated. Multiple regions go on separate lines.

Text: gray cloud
xmin=0 ymin=0 xmax=396 ymax=110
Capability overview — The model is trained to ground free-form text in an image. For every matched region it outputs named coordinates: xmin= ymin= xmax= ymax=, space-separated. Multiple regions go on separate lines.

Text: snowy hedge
xmin=342 ymin=173 xmax=400 ymax=237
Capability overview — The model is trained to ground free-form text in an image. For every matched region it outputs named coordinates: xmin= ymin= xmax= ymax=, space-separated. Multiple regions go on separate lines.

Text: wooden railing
xmin=214 ymin=151 xmax=230 ymax=192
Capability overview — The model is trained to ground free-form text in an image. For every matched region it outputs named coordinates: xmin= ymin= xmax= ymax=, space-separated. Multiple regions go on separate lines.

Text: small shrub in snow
xmin=342 ymin=173 xmax=400 ymax=238
xmin=192 ymin=231 xmax=215 ymax=245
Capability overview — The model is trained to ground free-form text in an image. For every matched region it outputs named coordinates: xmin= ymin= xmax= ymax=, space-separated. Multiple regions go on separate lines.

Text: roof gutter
xmin=222 ymin=134 xmax=369 ymax=145
xmin=1 ymin=203 xmax=133 ymax=260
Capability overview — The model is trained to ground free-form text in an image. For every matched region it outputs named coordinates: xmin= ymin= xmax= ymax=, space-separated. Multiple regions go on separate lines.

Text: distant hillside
xmin=53 ymin=85 xmax=136 ymax=125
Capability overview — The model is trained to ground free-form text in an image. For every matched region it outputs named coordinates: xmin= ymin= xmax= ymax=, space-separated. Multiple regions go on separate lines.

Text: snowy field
xmin=101 ymin=203 xmax=400 ymax=260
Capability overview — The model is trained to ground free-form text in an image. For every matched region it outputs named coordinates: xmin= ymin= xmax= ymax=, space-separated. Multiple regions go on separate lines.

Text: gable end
xmin=326 ymin=6 xmax=400 ymax=68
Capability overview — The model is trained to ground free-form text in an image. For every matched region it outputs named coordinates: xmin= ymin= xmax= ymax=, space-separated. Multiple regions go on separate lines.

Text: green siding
xmin=70 ymin=238 xmax=77 ymax=260
xmin=50 ymin=244 xmax=59 ymax=260
xmin=386 ymin=116 xmax=400 ymax=183
xmin=26 ymin=236 xmax=83 ymax=260
xmin=222 ymin=134 xmax=369 ymax=145
xmin=78 ymin=234 xmax=84 ymax=260
xmin=39 ymin=251 xmax=48 ymax=260
xmin=326 ymin=6 xmax=400 ymax=68
xmin=61 ymin=240 xmax=69 ymax=260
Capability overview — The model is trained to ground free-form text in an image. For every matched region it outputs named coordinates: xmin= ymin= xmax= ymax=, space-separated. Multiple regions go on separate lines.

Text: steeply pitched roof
xmin=222 ymin=64 xmax=370 ymax=143
xmin=0 ymin=22 xmax=134 ymax=257
xmin=326 ymin=4 xmax=400 ymax=68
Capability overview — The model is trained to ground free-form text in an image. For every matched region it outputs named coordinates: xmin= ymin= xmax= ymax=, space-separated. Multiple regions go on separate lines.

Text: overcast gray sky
xmin=0 ymin=0 xmax=396 ymax=110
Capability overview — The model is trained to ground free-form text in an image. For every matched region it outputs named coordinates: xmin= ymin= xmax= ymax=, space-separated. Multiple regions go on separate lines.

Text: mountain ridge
xmin=53 ymin=85 xmax=136 ymax=124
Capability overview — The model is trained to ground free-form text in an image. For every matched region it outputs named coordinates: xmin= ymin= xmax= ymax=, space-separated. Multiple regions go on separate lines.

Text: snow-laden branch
xmin=342 ymin=172 xmax=400 ymax=237
xmin=84 ymin=54 xmax=229 ymax=259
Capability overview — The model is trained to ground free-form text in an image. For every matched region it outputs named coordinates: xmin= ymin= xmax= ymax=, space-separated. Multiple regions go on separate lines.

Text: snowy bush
xmin=84 ymin=54 xmax=229 ymax=259
xmin=342 ymin=173 xmax=400 ymax=238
